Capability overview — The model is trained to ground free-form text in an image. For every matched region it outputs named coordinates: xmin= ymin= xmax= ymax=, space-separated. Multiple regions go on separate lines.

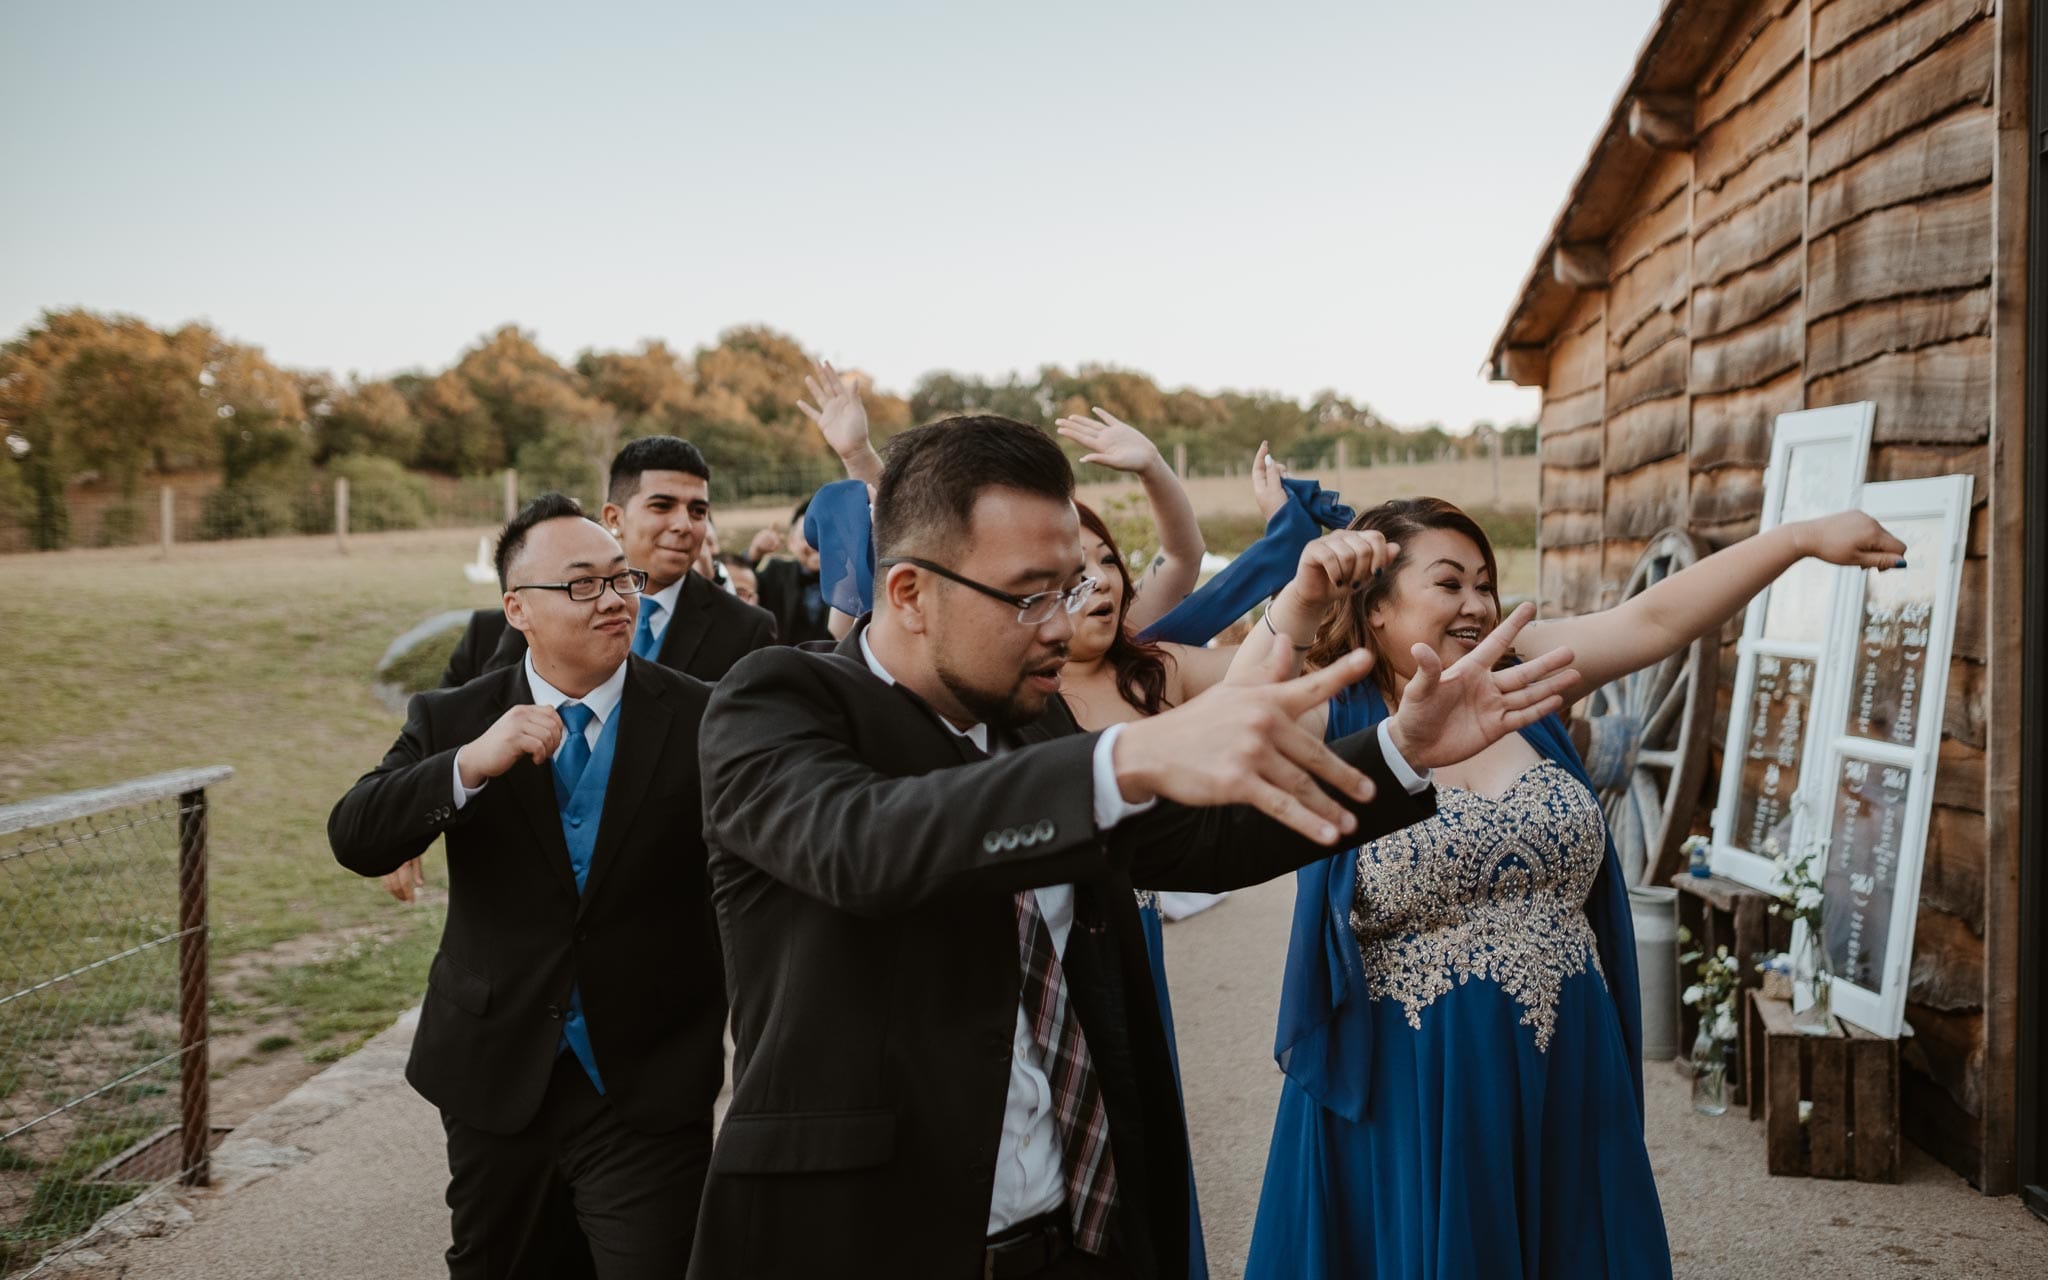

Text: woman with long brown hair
xmin=1241 ymin=497 xmax=1907 ymax=1279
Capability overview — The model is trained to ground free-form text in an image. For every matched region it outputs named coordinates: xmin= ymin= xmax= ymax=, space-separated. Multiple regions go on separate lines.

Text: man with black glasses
xmin=330 ymin=493 xmax=725 ymax=1279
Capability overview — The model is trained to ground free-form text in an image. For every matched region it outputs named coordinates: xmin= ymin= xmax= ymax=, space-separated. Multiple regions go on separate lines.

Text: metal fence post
xmin=334 ymin=475 xmax=350 ymax=551
xmin=159 ymin=485 xmax=174 ymax=558
xmin=503 ymin=467 xmax=518 ymax=521
xmin=175 ymin=789 xmax=211 ymax=1188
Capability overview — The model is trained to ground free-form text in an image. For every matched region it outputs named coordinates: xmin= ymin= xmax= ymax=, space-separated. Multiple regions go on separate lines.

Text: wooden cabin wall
xmin=1528 ymin=0 xmax=2008 ymax=1185
xmin=1805 ymin=0 xmax=1995 ymax=1182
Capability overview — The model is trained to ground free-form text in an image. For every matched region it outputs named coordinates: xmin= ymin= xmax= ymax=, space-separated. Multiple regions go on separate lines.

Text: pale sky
xmin=1 ymin=0 xmax=1659 ymax=432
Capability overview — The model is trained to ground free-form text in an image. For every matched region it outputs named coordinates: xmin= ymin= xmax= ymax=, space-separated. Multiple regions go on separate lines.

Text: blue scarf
xmin=1272 ymin=680 xmax=1646 ymax=1124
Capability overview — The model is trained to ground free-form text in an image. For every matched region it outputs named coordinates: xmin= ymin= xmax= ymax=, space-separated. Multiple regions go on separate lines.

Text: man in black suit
xmin=397 ymin=436 xmax=776 ymax=902
xmin=331 ymin=494 xmax=725 ymax=1279
xmin=438 ymin=436 xmax=776 ymax=690
xmin=751 ymin=495 xmax=834 ymax=646
xmin=692 ymin=418 xmax=1577 ymax=1278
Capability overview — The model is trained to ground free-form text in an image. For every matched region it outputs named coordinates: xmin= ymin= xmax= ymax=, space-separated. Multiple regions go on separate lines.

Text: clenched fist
xmin=455 ymin=705 xmax=568 ymax=790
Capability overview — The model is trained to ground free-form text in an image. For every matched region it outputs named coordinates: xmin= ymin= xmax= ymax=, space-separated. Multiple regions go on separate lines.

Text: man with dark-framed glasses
xmin=329 ymin=492 xmax=726 ymax=1278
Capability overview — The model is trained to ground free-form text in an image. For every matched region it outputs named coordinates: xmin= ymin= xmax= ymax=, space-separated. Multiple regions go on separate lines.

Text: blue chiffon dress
xmin=1245 ymin=685 xmax=1671 ymax=1280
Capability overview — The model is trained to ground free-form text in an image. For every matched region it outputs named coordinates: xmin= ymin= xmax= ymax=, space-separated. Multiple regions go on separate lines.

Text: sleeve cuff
xmin=1377 ymin=720 xmax=1431 ymax=795
xmin=1092 ymin=723 xmax=1157 ymax=830
xmin=452 ymin=753 xmax=486 ymax=810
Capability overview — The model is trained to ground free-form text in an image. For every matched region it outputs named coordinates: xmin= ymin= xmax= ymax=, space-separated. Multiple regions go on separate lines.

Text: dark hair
xmin=495 ymin=491 xmax=586 ymax=591
xmin=873 ymin=416 xmax=1073 ymax=558
xmin=717 ymin=550 xmax=755 ymax=572
xmin=1305 ymin=497 xmax=1501 ymax=698
xmin=609 ymin=435 xmax=710 ymax=506
xmin=1075 ymin=503 xmax=1174 ymax=716
xmin=791 ymin=495 xmax=812 ymax=523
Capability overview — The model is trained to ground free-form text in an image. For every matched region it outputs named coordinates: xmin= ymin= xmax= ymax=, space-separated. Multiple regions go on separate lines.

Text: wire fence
xmin=0 ymin=768 xmax=228 ymax=1280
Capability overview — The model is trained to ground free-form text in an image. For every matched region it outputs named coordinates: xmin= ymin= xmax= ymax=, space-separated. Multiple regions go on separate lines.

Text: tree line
xmin=0 ymin=308 xmax=1534 ymax=548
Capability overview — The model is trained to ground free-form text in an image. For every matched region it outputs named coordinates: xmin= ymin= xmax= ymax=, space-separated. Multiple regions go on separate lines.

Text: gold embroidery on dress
xmin=1350 ymin=760 xmax=1608 ymax=1052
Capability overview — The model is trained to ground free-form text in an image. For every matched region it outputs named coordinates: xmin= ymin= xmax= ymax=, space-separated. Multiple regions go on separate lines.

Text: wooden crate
xmin=1744 ymin=992 xmax=1901 ymax=1182
xmin=1673 ymin=873 xmax=1791 ymax=1107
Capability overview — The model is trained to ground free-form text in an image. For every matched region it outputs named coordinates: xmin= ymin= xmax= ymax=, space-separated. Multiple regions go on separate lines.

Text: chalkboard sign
xmin=1821 ymin=754 xmax=1912 ymax=990
xmin=1733 ymin=656 xmax=1815 ymax=857
xmin=1842 ymin=516 xmax=1945 ymax=747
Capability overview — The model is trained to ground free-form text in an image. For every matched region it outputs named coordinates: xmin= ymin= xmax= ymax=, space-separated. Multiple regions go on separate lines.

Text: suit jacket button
xmin=545 ymin=1004 xmax=562 ymax=1020
xmin=1001 ymin=830 xmax=1021 ymax=851
xmin=982 ymin=833 xmax=1002 ymax=854
xmin=1035 ymin=820 xmax=1055 ymax=840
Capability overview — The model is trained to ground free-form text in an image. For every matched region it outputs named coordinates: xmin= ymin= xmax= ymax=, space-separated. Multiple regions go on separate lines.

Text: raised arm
xmin=1513 ymin=510 xmax=1906 ymax=697
xmin=1055 ymin=408 xmax=1203 ymax=630
xmin=1219 ymin=529 xmax=1397 ymax=694
xmin=798 ymin=358 xmax=884 ymax=485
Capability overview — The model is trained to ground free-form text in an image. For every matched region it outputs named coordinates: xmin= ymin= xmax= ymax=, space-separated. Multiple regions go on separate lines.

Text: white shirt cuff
xmin=1092 ymin=723 xmax=1157 ymax=830
xmin=1377 ymin=720 xmax=1431 ymax=795
xmin=452 ymin=753 xmax=486 ymax=810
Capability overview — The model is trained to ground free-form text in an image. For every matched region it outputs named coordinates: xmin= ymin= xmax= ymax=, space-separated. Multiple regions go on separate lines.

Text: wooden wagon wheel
xmin=1572 ymin=528 xmax=1719 ymax=889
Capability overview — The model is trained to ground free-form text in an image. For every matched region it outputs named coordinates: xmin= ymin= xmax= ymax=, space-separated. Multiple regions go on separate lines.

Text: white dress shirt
xmin=855 ymin=630 xmax=1429 ymax=1237
xmin=452 ymin=653 xmax=629 ymax=806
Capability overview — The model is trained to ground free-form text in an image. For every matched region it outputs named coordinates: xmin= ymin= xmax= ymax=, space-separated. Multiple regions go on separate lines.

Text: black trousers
xmin=442 ymin=1052 xmax=712 ymax=1280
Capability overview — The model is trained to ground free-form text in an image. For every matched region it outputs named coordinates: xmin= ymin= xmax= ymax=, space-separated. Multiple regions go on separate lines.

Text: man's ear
xmin=882 ymin=563 xmax=928 ymax=635
xmin=599 ymin=500 xmax=625 ymax=535
xmin=504 ymin=589 xmax=532 ymax=635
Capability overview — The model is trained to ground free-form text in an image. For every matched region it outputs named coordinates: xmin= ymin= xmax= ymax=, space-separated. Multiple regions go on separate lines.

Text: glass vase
xmin=1691 ymin=1044 xmax=1730 ymax=1116
xmin=1683 ymin=1023 xmax=1716 ymax=1079
xmin=1791 ymin=927 xmax=1834 ymax=1036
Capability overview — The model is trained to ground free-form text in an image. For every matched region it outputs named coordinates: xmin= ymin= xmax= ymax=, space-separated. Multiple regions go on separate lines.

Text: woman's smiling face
xmin=1367 ymin=526 xmax=1500 ymax=681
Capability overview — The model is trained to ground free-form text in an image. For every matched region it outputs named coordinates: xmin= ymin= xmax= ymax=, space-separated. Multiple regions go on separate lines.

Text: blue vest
xmin=553 ymin=706 xmax=621 ymax=1092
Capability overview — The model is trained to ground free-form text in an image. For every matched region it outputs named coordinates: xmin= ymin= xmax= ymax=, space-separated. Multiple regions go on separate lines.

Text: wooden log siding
xmin=1808 ymin=336 xmax=1992 ymax=442
xmin=1805 ymin=287 xmax=1991 ymax=377
xmin=1604 ymin=454 xmax=1690 ymax=539
xmin=1540 ymin=545 xmax=1603 ymax=615
xmin=1691 ymin=372 xmax=1803 ymax=468
xmin=1688 ymin=463 xmax=1767 ymax=524
xmin=1540 ymin=510 xmax=1604 ymax=547
xmin=1692 ymin=243 xmax=1803 ymax=338
xmin=1696 ymin=181 xmax=1807 ymax=288
xmin=1609 ymin=240 xmax=1690 ymax=349
xmin=1609 ymin=337 xmax=1691 ymax=411
xmin=1539 ymin=385 xmax=1604 ymax=437
xmin=1807 ymin=109 xmax=1993 ymax=237
xmin=1692 ymin=305 xmax=1805 ymax=395
xmin=1695 ymin=59 xmax=1805 ymax=192
xmin=1944 ymin=658 xmax=1989 ymax=751
xmin=1608 ymin=160 xmax=1691 ymax=276
xmin=1807 ymin=17 xmax=1993 ymax=178
xmin=1925 ymin=802 xmax=1991 ymax=921
xmin=1810 ymin=0 xmax=1995 ymax=128
xmin=1806 ymin=185 xmax=1992 ymax=319
xmin=1815 ymin=0 xmax=1956 ymax=58
xmin=1911 ymin=906 xmax=1988 ymax=1010
xmin=1549 ymin=316 xmax=1607 ymax=398
xmin=1543 ymin=465 xmax=1606 ymax=515
xmin=1604 ymin=397 xmax=1690 ymax=474
xmin=1540 ymin=420 xmax=1604 ymax=470
xmin=1696 ymin=0 xmax=1807 ymax=129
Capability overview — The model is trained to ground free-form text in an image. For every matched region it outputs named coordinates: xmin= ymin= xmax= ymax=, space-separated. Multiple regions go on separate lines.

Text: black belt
xmin=985 ymin=1208 xmax=1072 ymax=1279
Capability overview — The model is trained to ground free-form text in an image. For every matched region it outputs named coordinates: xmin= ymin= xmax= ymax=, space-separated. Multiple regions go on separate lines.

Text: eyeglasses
xmin=877 ymin=557 xmax=1099 ymax=626
xmin=510 ymin=569 xmax=649 ymax=602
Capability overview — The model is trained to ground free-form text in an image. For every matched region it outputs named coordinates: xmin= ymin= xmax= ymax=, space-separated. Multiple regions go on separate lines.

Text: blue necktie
xmin=554 ymin=702 xmax=595 ymax=800
xmin=631 ymin=597 xmax=663 ymax=659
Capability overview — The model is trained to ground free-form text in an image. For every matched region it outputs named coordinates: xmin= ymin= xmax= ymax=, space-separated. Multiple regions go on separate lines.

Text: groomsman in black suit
xmin=438 ymin=436 xmax=776 ymax=689
xmin=692 ymin=418 xmax=1577 ymax=1278
xmin=331 ymin=494 xmax=725 ymax=1279
xmin=396 ymin=436 xmax=776 ymax=902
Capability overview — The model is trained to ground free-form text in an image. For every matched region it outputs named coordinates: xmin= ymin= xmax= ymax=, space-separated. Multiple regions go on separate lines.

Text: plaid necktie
xmin=1013 ymin=889 xmax=1118 ymax=1255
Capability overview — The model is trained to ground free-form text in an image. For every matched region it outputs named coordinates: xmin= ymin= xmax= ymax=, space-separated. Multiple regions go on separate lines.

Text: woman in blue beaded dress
xmin=1241 ymin=497 xmax=1907 ymax=1280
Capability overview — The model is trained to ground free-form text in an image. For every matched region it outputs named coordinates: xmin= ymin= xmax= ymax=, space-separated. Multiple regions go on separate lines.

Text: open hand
xmin=456 ymin=705 xmax=567 ymax=789
xmin=1792 ymin=511 xmax=1909 ymax=569
xmin=382 ymin=857 xmax=426 ymax=903
xmin=1113 ymin=650 xmax=1380 ymax=845
xmin=796 ymin=360 xmax=871 ymax=461
xmin=1251 ymin=441 xmax=1291 ymax=521
xmin=1385 ymin=602 xmax=1579 ymax=769
xmin=1055 ymin=408 xmax=1166 ymax=475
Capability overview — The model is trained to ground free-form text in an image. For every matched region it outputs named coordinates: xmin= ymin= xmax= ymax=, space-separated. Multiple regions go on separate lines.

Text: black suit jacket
xmin=752 ymin=556 xmax=833 ymax=647
xmin=689 ymin=628 xmax=1436 ymax=1279
xmin=328 ymin=657 xmax=726 ymax=1136
xmin=439 ymin=573 xmax=777 ymax=688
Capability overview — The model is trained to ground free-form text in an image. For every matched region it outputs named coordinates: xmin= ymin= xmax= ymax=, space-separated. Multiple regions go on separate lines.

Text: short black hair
xmin=609 ymin=435 xmax=710 ymax=506
xmin=790 ymin=495 xmax=812 ymax=523
xmin=495 ymin=491 xmax=586 ymax=591
xmin=717 ymin=550 xmax=755 ymax=571
xmin=873 ymin=416 xmax=1073 ymax=559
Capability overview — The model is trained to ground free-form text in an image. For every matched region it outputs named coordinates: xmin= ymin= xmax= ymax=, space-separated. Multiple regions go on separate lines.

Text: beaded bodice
xmin=1350 ymin=760 xmax=1607 ymax=1051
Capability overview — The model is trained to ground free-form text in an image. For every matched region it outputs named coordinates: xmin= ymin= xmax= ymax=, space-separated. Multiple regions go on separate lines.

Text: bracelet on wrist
xmin=1262 ymin=610 xmax=1314 ymax=651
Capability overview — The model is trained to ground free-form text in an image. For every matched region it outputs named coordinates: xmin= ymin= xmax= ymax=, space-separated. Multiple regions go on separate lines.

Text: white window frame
xmin=1709 ymin=402 xmax=1875 ymax=890
xmin=1798 ymin=474 xmax=1972 ymax=1037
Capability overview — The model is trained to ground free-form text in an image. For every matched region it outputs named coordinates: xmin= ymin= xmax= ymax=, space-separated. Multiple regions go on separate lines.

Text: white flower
xmin=1682 ymin=984 xmax=1706 ymax=1007
xmin=1680 ymin=834 xmax=1708 ymax=856
xmin=1796 ymin=886 xmax=1823 ymax=911
xmin=1713 ymin=1011 xmax=1738 ymax=1041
